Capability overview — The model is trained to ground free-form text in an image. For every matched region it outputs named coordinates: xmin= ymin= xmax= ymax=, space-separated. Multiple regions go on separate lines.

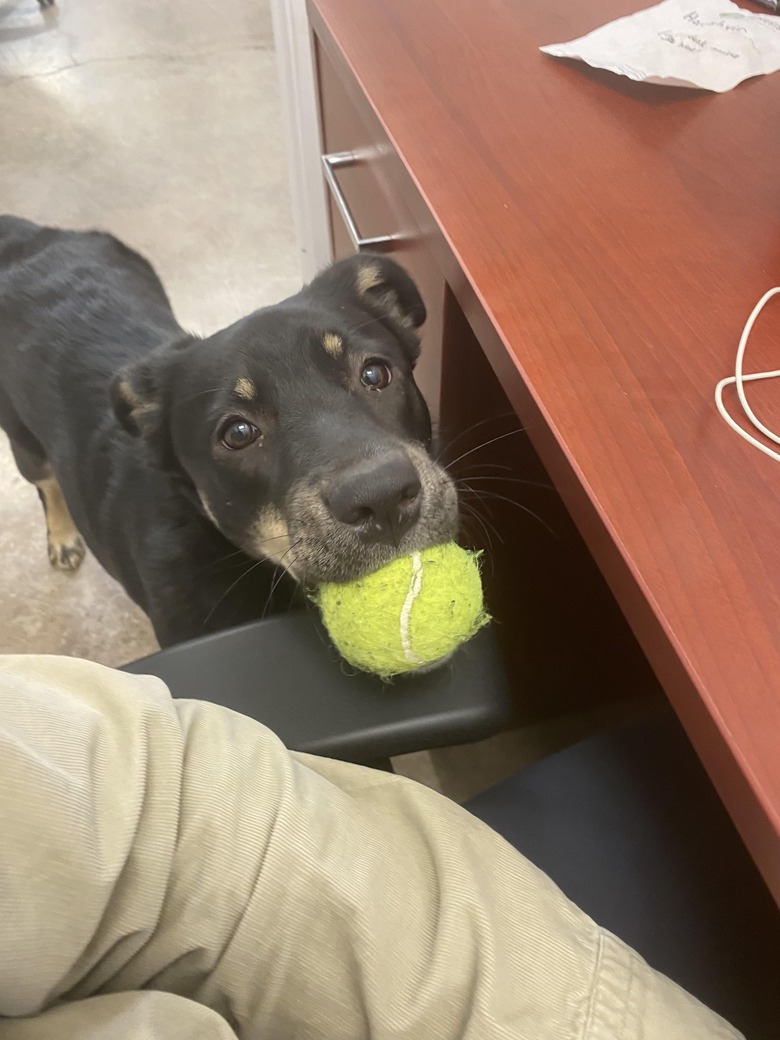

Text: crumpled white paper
xmin=540 ymin=0 xmax=780 ymax=92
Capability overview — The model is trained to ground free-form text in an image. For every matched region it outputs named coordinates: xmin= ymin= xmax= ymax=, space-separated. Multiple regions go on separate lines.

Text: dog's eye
xmin=360 ymin=360 xmax=392 ymax=391
xmin=220 ymin=418 xmax=261 ymax=450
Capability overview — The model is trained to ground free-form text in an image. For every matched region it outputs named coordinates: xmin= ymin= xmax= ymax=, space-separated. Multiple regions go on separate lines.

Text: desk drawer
xmin=315 ymin=38 xmax=444 ymax=420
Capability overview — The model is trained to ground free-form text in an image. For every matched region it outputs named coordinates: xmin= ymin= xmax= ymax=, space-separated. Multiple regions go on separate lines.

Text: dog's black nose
xmin=325 ymin=455 xmax=422 ymax=541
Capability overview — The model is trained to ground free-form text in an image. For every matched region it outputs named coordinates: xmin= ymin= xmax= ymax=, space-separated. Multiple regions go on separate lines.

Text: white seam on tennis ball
xmin=399 ymin=551 xmax=424 ymax=665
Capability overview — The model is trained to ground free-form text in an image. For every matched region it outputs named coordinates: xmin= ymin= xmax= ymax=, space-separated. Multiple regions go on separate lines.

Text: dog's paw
xmin=48 ymin=536 xmax=86 ymax=573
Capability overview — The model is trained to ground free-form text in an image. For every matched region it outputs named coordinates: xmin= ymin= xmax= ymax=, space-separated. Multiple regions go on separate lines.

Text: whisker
xmin=455 ymin=462 xmax=513 ymax=475
xmin=344 ymin=313 xmax=387 ymax=335
xmin=458 ymin=505 xmax=499 ymax=581
xmin=461 ymin=487 xmax=559 ymax=540
xmin=261 ymin=573 xmax=291 ymax=620
xmin=457 ymin=475 xmax=555 ymax=492
xmin=195 ymin=546 xmax=249 ymax=573
xmin=194 ymin=534 xmax=293 ymax=574
xmin=309 ymin=312 xmax=386 ymax=340
xmin=200 ymin=538 xmax=302 ymax=629
xmin=295 ymin=591 xmax=336 ymax=650
xmin=173 ymin=386 xmax=225 ymax=408
xmin=261 ymin=542 xmax=303 ymax=619
xmin=444 ymin=428 xmax=526 ymax=471
xmin=462 ymin=495 xmax=504 ymax=545
xmin=200 ymin=556 xmax=269 ymax=631
xmin=435 ymin=410 xmax=519 ymax=462
xmin=460 ymin=499 xmax=502 ymax=554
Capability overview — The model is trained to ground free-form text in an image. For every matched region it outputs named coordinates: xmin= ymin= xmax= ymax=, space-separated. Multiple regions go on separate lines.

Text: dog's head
xmin=111 ymin=254 xmax=458 ymax=583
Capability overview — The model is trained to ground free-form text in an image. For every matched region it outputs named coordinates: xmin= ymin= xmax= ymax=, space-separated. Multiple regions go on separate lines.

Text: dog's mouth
xmin=247 ymin=444 xmax=458 ymax=586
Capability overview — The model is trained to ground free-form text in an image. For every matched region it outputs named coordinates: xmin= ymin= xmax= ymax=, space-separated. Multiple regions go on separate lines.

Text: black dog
xmin=0 ymin=217 xmax=458 ymax=647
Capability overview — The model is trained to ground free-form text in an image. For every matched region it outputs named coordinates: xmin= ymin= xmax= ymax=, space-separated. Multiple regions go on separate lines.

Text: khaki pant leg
xmin=0 ymin=655 xmax=741 ymax=1040
xmin=0 ymin=992 xmax=239 ymax=1040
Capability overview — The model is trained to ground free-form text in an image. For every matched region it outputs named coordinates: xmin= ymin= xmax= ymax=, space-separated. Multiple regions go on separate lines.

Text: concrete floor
xmin=0 ymin=0 xmax=634 ymax=800
xmin=0 ymin=0 xmax=301 ymax=666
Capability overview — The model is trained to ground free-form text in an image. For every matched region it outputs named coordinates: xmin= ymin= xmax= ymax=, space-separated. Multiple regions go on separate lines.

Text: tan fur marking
xmin=198 ymin=492 xmax=220 ymax=527
xmin=322 ymin=333 xmax=343 ymax=358
xmin=355 ymin=266 xmax=414 ymax=328
xmin=118 ymin=377 xmax=142 ymax=408
xmin=250 ymin=506 xmax=296 ymax=576
xmin=356 ymin=263 xmax=382 ymax=295
xmin=119 ymin=378 xmax=148 ymax=411
xmin=376 ymin=290 xmax=414 ymax=329
xmin=118 ymin=377 xmax=159 ymax=424
xmin=36 ymin=475 xmax=86 ymax=572
xmin=233 ymin=377 xmax=256 ymax=400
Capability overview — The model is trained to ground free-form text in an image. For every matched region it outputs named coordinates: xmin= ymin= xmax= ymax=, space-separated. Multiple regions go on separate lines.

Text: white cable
xmin=714 ymin=287 xmax=780 ymax=464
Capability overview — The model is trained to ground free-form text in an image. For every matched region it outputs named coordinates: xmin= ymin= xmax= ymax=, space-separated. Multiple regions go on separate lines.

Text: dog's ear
xmin=351 ymin=254 xmax=426 ymax=330
xmin=309 ymin=253 xmax=426 ymax=335
xmin=110 ymin=353 xmax=177 ymax=470
xmin=110 ymin=360 xmax=162 ymax=438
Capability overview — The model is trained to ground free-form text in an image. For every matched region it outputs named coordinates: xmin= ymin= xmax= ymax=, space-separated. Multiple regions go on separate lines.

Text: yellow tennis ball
xmin=317 ymin=543 xmax=489 ymax=680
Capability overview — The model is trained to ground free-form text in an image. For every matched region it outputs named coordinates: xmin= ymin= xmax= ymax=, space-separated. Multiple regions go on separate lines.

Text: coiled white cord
xmin=715 ymin=287 xmax=780 ymax=464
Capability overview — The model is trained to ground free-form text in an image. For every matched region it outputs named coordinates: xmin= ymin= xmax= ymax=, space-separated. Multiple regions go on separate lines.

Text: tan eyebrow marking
xmin=233 ymin=377 xmax=256 ymax=400
xmin=322 ymin=333 xmax=344 ymax=358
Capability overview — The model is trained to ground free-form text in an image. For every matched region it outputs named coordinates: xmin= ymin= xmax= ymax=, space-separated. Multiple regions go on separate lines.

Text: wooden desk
xmin=308 ymin=0 xmax=780 ymax=902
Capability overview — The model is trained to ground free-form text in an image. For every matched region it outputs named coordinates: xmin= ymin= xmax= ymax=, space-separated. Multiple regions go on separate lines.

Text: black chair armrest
xmin=122 ymin=611 xmax=511 ymax=763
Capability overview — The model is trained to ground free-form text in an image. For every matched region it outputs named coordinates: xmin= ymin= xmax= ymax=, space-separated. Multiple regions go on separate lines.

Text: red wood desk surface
xmin=309 ymin=0 xmax=780 ymax=901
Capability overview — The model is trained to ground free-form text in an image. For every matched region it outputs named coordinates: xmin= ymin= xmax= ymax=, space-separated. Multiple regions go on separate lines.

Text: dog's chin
xmin=287 ymin=535 xmax=452 ymax=586
xmin=285 ymin=499 xmax=460 ymax=586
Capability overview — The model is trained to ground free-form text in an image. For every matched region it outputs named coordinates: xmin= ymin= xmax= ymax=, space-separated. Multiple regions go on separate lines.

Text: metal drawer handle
xmin=321 ymin=151 xmax=396 ymax=252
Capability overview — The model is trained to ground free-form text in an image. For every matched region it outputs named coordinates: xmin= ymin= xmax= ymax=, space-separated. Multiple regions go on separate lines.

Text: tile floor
xmin=0 ymin=0 xmax=634 ymax=799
